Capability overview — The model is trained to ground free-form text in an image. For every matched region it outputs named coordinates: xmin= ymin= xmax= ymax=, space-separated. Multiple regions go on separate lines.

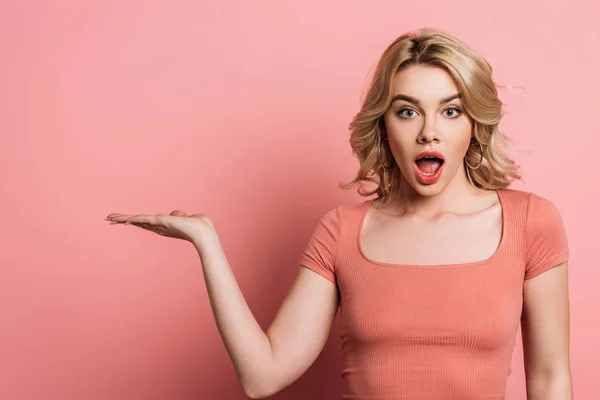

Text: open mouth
xmin=415 ymin=153 xmax=444 ymax=175
xmin=414 ymin=151 xmax=445 ymax=184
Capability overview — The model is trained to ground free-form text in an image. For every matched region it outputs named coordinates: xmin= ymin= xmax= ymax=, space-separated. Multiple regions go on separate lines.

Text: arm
xmin=521 ymin=261 xmax=573 ymax=400
xmin=194 ymin=230 xmax=340 ymax=399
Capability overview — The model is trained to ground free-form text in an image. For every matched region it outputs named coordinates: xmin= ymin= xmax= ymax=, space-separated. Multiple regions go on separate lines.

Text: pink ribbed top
xmin=298 ymin=188 xmax=569 ymax=399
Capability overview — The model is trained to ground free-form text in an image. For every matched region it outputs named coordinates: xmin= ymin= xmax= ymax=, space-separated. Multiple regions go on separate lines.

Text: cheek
xmin=384 ymin=117 xmax=417 ymax=163
xmin=387 ymin=139 xmax=415 ymax=168
xmin=448 ymin=124 xmax=472 ymax=159
xmin=457 ymin=136 xmax=472 ymax=157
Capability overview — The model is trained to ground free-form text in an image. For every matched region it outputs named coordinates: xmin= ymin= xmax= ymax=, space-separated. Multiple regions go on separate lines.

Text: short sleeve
xmin=524 ymin=193 xmax=569 ymax=280
xmin=298 ymin=206 xmax=341 ymax=284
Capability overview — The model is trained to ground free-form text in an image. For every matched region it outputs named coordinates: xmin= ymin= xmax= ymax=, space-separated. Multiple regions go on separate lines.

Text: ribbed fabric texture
xmin=298 ymin=188 xmax=569 ymax=400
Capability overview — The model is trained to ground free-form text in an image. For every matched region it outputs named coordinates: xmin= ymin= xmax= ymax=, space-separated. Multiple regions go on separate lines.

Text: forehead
xmin=392 ymin=65 xmax=460 ymax=100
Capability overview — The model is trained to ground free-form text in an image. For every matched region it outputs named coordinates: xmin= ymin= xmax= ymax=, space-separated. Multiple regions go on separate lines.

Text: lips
xmin=414 ymin=150 xmax=445 ymax=185
xmin=415 ymin=150 xmax=445 ymax=162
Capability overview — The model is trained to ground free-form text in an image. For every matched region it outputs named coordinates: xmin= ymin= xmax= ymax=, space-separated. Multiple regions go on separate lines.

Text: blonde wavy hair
xmin=339 ymin=27 xmax=521 ymax=205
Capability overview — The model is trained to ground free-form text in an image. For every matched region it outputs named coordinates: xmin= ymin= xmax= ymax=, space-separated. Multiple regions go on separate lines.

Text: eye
xmin=444 ymin=107 xmax=462 ymax=118
xmin=396 ymin=108 xmax=419 ymax=118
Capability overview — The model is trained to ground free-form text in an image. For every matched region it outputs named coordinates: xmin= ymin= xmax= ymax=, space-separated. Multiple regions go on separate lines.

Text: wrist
xmin=191 ymin=228 xmax=220 ymax=254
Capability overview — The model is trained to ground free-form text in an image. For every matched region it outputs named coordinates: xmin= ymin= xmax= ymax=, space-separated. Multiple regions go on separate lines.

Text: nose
xmin=417 ymin=118 xmax=440 ymax=144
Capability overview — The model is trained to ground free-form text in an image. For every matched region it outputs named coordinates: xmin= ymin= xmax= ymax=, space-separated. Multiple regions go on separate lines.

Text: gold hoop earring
xmin=465 ymin=141 xmax=484 ymax=170
xmin=378 ymin=138 xmax=394 ymax=169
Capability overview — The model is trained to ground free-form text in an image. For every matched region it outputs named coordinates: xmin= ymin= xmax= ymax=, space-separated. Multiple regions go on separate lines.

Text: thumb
xmin=170 ymin=210 xmax=188 ymax=217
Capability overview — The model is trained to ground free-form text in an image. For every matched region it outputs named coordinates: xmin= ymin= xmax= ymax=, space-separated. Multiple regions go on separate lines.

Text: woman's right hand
xmin=105 ymin=207 xmax=341 ymax=399
xmin=104 ymin=210 xmax=216 ymax=245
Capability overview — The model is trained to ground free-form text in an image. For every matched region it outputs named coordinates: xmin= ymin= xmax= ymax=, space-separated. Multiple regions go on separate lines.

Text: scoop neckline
xmin=356 ymin=189 xmax=507 ymax=269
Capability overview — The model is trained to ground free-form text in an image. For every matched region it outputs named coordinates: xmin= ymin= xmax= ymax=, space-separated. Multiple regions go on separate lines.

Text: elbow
xmin=244 ymin=391 xmax=265 ymax=399
xmin=243 ymin=378 xmax=278 ymax=399
xmin=525 ymin=369 xmax=573 ymax=400
xmin=243 ymin=385 xmax=274 ymax=400
xmin=243 ymin=388 xmax=262 ymax=399
xmin=241 ymin=353 xmax=285 ymax=398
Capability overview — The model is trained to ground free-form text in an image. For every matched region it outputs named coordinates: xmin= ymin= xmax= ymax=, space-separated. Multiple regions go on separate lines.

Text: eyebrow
xmin=391 ymin=93 xmax=461 ymax=106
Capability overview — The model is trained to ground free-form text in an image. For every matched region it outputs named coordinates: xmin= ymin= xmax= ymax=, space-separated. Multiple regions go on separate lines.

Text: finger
xmin=107 ymin=214 xmax=134 ymax=221
xmin=123 ymin=215 xmax=157 ymax=225
xmin=105 ymin=213 xmax=128 ymax=220
xmin=170 ymin=210 xmax=188 ymax=217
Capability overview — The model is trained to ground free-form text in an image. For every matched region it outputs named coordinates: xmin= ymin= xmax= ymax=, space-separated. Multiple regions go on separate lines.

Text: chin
xmin=398 ymin=173 xmax=445 ymax=197
xmin=412 ymin=181 xmax=448 ymax=197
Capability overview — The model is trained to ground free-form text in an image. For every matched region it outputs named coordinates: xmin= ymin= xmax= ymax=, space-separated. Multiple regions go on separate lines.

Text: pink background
xmin=2 ymin=1 xmax=598 ymax=399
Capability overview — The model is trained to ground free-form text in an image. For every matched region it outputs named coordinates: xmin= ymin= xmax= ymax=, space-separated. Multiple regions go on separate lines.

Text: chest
xmin=359 ymin=204 xmax=503 ymax=266
xmin=338 ymin=268 xmax=523 ymax=352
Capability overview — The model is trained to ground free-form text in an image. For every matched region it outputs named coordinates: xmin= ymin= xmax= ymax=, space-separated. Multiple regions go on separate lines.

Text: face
xmin=383 ymin=65 xmax=473 ymax=196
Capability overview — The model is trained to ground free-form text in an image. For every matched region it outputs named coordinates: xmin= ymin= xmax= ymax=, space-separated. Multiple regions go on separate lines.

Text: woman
xmin=105 ymin=28 xmax=572 ymax=399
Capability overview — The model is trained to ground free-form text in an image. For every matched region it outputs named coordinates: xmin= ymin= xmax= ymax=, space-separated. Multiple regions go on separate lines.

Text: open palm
xmin=105 ymin=210 xmax=215 ymax=243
